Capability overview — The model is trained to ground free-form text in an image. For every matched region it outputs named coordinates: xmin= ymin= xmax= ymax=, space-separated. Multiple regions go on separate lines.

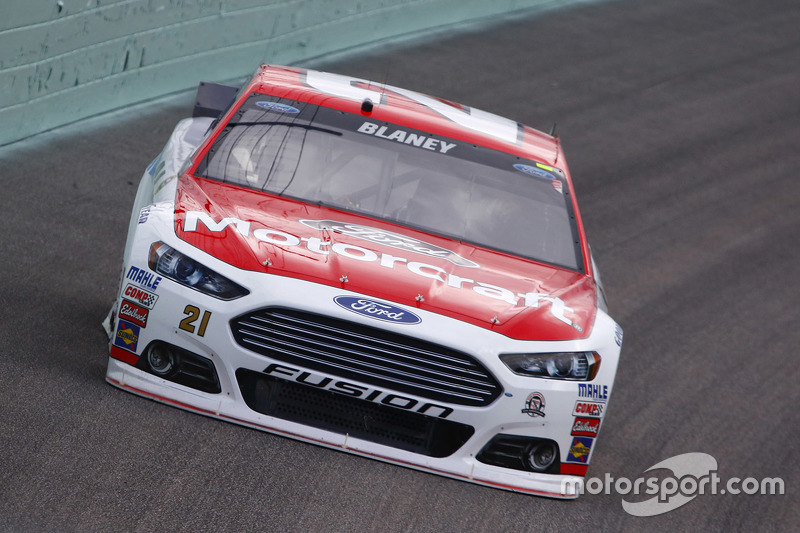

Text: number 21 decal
xmin=180 ymin=305 xmax=211 ymax=337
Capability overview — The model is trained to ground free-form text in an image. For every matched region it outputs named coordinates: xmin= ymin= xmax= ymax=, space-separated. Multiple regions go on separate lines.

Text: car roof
xmin=242 ymin=65 xmax=564 ymax=167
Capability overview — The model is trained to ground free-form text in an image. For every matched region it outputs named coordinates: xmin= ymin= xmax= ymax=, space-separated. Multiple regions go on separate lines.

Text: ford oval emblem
xmin=334 ymin=296 xmax=421 ymax=325
xmin=255 ymin=101 xmax=300 ymax=114
xmin=513 ymin=163 xmax=555 ymax=181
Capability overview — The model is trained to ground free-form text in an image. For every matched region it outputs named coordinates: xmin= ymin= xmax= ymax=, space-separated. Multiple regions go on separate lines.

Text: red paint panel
xmin=174 ymin=177 xmax=597 ymax=341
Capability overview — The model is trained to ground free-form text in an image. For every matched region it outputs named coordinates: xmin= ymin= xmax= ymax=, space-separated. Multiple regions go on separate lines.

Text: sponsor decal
xmin=513 ymin=163 xmax=556 ymax=181
xmin=571 ymin=417 xmax=601 ymax=437
xmin=114 ymin=320 xmax=140 ymax=353
xmin=357 ymin=121 xmax=457 ymax=154
xmin=303 ymin=69 xmax=520 ymax=145
xmin=578 ymin=383 xmax=609 ymax=402
xmin=123 ymin=284 xmax=159 ymax=309
xmin=119 ymin=299 xmax=149 ymax=328
xmin=299 ymin=219 xmax=479 ymax=268
xmin=521 ymin=392 xmax=546 ymax=418
xmin=138 ymin=206 xmax=151 ymax=224
xmin=566 ymin=437 xmax=594 ymax=464
xmin=334 ymin=296 xmax=421 ymax=325
xmin=263 ymin=363 xmax=453 ymax=418
xmin=182 ymin=211 xmax=582 ymax=328
xmin=255 ymin=101 xmax=300 ymax=114
xmin=514 ymin=163 xmax=563 ymax=193
xmin=125 ymin=265 xmax=162 ymax=291
xmin=573 ymin=400 xmax=605 ymax=418
xmin=146 ymin=158 xmax=157 ymax=176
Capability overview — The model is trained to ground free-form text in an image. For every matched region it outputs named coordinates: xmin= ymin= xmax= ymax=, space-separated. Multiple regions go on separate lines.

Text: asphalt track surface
xmin=2 ymin=0 xmax=799 ymax=530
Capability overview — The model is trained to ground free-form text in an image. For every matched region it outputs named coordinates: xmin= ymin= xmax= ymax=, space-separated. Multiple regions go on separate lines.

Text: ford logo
xmin=334 ymin=296 xmax=421 ymax=325
xmin=513 ymin=163 xmax=555 ymax=181
xmin=255 ymin=101 xmax=300 ymax=114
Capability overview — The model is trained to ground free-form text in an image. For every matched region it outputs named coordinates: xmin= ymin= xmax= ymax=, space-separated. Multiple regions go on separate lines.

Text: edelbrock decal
xmin=119 ymin=299 xmax=149 ymax=328
xmin=299 ymin=219 xmax=479 ymax=268
xmin=334 ymin=296 xmax=421 ymax=325
xmin=571 ymin=417 xmax=601 ymax=437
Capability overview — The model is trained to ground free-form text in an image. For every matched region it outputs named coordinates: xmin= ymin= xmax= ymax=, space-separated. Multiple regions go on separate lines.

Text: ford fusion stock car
xmin=105 ymin=64 xmax=622 ymax=498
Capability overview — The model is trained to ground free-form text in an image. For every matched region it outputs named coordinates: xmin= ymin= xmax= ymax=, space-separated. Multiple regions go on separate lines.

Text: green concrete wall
xmin=0 ymin=0 xmax=574 ymax=146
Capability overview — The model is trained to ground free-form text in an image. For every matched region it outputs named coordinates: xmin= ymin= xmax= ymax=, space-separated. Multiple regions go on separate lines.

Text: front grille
xmin=237 ymin=369 xmax=474 ymax=457
xmin=230 ymin=307 xmax=502 ymax=407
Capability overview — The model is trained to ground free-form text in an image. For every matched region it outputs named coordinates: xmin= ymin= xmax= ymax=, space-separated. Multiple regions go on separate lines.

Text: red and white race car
xmin=105 ymin=64 xmax=622 ymax=498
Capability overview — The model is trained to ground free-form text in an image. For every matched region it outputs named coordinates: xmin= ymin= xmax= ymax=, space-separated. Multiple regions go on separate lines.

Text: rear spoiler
xmin=192 ymin=81 xmax=239 ymax=118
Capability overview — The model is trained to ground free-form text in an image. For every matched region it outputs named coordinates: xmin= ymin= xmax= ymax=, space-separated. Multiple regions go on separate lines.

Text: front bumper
xmin=106 ymin=215 xmax=620 ymax=498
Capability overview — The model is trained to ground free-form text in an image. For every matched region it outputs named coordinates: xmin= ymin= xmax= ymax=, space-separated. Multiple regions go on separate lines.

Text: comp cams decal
xmin=182 ymin=211 xmax=580 ymax=327
xmin=573 ymin=401 xmax=605 ymax=418
xmin=123 ymin=284 xmax=159 ymax=309
xmin=334 ymin=296 xmax=421 ymax=325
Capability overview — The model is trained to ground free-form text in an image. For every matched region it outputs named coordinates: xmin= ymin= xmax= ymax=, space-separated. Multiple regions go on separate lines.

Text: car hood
xmin=174 ymin=176 xmax=596 ymax=340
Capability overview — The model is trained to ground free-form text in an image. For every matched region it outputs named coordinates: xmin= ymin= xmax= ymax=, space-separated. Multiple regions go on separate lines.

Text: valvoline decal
xmin=334 ymin=296 xmax=421 ymax=325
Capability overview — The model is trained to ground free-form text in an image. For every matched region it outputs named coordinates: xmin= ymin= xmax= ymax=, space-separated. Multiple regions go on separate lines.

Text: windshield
xmin=195 ymin=94 xmax=583 ymax=271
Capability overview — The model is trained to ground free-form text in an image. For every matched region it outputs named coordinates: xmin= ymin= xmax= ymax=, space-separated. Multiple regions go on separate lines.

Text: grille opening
xmin=230 ymin=307 xmax=502 ymax=406
xmin=237 ymin=369 xmax=474 ymax=457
